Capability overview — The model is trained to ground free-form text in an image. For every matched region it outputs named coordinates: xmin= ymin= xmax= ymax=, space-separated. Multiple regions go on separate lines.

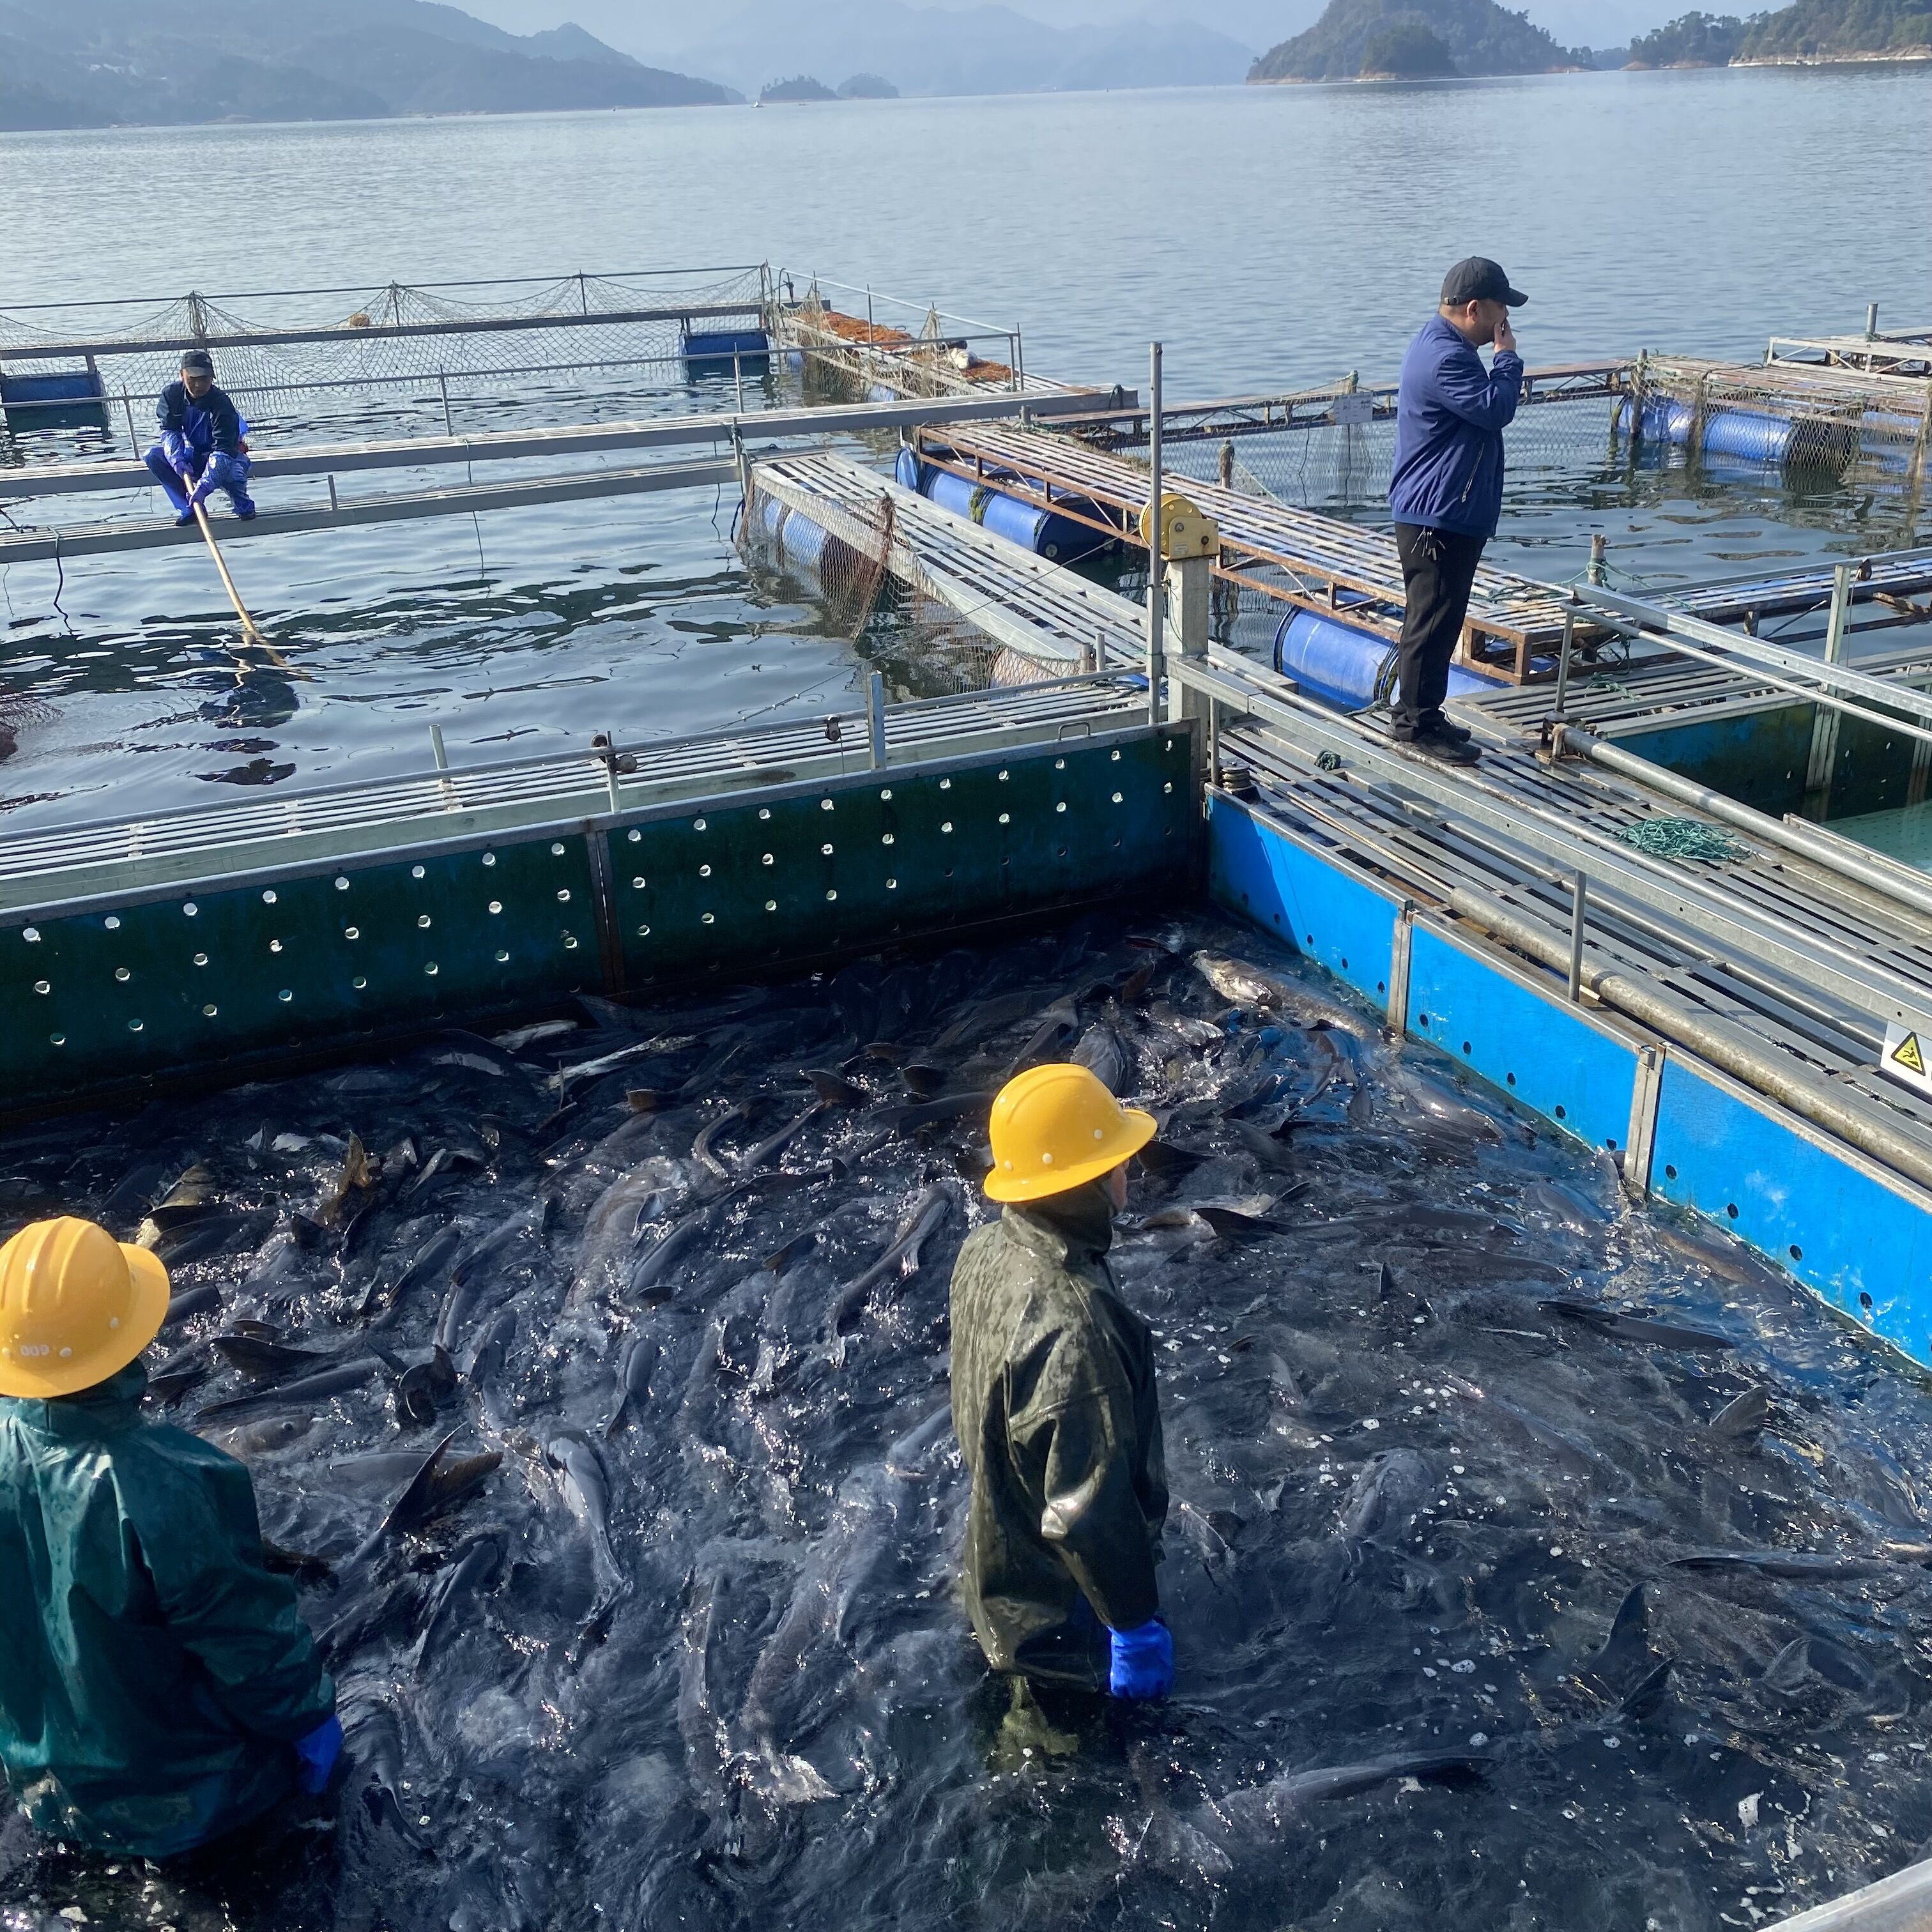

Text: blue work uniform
xmin=145 ymin=380 xmax=255 ymax=522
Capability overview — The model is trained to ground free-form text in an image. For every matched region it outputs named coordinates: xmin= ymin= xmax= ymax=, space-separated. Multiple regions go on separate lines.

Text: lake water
xmin=1 ymin=68 xmax=1929 ymax=822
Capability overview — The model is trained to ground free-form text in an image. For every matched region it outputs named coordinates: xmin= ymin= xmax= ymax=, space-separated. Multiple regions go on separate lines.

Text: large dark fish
xmin=355 ymin=1428 xmax=502 ymax=1560
xmin=1710 ymin=1387 xmax=1772 ymax=1440
xmin=604 ymin=1331 xmax=656 ymax=1436
xmin=413 ymin=1530 xmax=507 ymax=1672
xmin=160 ymin=1282 xmax=221 ymax=1329
xmin=197 ymin=1356 xmax=379 ymax=1421
xmin=872 ymin=1092 xmax=996 ymax=1135
xmin=1209 ymin=1751 xmax=1489 ymax=1830
xmin=692 ymin=1100 xmax=758 ymax=1190
xmin=740 ymin=1100 xmax=830 ymax=1172
xmin=1669 ymin=1548 xmax=1910 ymax=1581
xmin=318 ymin=1131 xmax=374 ymax=1225
xmin=551 ymin=1432 xmax=632 ymax=1663
xmin=360 ymin=1221 xmax=464 ymax=1322
xmin=629 ymin=1199 xmax=722 ymax=1302
xmin=1540 ymin=1300 xmax=1734 ymax=1354
xmin=468 ymin=1309 xmax=519 ymax=1436
xmin=210 ymin=1333 xmax=333 ymax=1381
xmin=829 ymin=1183 xmax=956 ymax=1334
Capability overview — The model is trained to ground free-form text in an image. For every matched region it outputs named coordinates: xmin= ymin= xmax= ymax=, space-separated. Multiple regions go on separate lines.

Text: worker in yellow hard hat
xmin=948 ymin=1064 xmax=1173 ymax=1702
xmin=0 ymin=1217 xmax=340 ymax=1859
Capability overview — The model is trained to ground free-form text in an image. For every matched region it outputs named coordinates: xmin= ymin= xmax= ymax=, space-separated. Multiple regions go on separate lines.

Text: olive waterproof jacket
xmin=949 ymin=1181 xmax=1168 ymax=1690
xmin=0 ymin=1361 xmax=335 ymax=1857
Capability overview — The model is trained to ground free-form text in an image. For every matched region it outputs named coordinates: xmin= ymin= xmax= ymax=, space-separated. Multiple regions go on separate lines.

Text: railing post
xmin=123 ymin=390 xmax=140 ymax=457
xmin=1567 ymin=872 xmax=1588 ymax=1004
xmin=1824 ymin=562 xmax=1854 ymax=664
xmin=1146 ymin=342 xmax=1164 ymax=724
xmin=733 ymin=351 xmax=745 ymax=415
xmin=438 ymin=372 xmax=455 ymax=438
xmin=1553 ymin=605 xmax=1576 ymax=720
xmin=867 ymin=671 xmax=887 ymax=769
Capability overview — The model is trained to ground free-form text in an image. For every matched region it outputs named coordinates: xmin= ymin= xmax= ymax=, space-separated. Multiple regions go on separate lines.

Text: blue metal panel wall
xmin=1204 ymin=793 xmax=1401 ymax=1017
xmin=1650 ymin=1057 xmax=1932 ymax=1360
xmin=1405 ymin=924 xmax=1641 ymax=1156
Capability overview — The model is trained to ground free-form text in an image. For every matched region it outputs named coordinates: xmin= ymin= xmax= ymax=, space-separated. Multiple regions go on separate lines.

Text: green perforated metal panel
xmin=608 ymin=730 xmax=1193 ymax=985
xmin=3 ymin=838 xmax=597 ymax=1108
xmin=0 ymin=725 xmax=1195 ymax=1115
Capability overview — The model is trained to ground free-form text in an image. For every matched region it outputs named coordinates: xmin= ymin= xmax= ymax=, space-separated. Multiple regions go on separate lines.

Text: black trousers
xmin=1392 ymin=522 xmax=1487 ymax=732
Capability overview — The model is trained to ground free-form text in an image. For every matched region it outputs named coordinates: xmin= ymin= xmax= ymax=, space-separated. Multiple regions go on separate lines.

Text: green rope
xmin=1615 ymin=816 xmax=1751 ymax=863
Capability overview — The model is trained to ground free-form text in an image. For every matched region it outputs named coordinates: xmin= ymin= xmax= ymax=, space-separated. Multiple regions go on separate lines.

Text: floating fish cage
xmin=0 ymin=687 xmax=1195 ymax=1120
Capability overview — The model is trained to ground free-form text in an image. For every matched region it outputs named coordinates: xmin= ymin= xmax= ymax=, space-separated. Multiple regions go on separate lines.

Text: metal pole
xmin=1147 ymin=342 xmax=1164 ymax=725
xmin=430 ymin=723 xmax=448 ymax=770
xmin=866 ymin=671 xmax=887 ymax=769
xmin=438 ymin=372 xmax=455 ymax=439
xmin=1824 ymin=562 xmax=1855 ymax=664
xmin=733 ymin=351 xmax=745 ymax=415
xmin=1567 ymin=872 xmax=1588 ymax=1003
xmin=1866 ymin=301 xmax=1880 ymax=341
xmin=1588 ymin=533 xmax=1607 ymax=586
xmin=1553 ymin=607 xmax=1576 ymax=719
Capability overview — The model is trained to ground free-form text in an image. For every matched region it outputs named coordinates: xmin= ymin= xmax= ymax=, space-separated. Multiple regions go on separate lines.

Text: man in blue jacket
xmin=1385 ymin=258 xmax=1527 ymax=765
xmin=144 ymin=349 xmax=256 ymax=526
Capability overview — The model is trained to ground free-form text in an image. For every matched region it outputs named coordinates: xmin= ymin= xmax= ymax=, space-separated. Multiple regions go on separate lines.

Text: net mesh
xmin=0 ymin=269 xmax=770 ymax=450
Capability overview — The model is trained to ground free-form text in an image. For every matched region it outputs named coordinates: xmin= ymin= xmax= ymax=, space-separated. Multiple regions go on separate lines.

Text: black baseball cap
xmin=179 ymin=348 xmax=213 ymax=373
xmin=1441 ymin=257 xmax=1527 ymax=308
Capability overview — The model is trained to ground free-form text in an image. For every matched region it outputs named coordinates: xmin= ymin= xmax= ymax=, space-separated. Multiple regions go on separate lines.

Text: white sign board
xmin=1331 ymin=393 xmax=1374 ymax=426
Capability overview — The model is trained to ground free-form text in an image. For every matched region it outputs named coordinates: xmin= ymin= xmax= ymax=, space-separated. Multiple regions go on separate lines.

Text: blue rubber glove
xmin=189 ymin=452 xmax=234 ymax=507
xmin=1108 ymin=1619 xmax=1173 ymax=1701
xmin=293 ymin=1713 xmax=342 ymax=1795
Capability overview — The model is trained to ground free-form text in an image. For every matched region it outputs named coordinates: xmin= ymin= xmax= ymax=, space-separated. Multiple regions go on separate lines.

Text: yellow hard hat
xmin=0 ymin=1217 xmax=172 ymax=1400
xmin=985 ymin=1063 xmax=1157 ymax=1203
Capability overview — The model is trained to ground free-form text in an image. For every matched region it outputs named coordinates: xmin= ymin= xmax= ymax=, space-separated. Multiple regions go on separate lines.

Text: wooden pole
xmin=184 ymin=484 xmax=288 ymax=668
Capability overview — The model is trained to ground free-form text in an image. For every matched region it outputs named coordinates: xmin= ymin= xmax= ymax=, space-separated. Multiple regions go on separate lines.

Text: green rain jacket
xmin=949 ymin=1181 xmax=1169 ymax=1690
xmin=0 ymin=1361 xmax=335 ymax=1858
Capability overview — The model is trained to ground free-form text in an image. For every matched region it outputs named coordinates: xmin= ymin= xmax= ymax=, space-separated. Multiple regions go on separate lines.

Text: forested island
xmin=1248 ymin=0 xmax=1929 ymax=78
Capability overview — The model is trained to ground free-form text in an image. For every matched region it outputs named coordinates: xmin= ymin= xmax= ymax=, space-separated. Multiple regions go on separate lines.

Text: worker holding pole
xmin=145 ymin=349 xmax=256 ymax=525
xmin=1386 ymin=258 xmax=1527 ymax=765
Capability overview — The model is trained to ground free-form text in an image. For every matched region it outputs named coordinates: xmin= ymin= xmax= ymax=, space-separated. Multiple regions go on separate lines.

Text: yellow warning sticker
xmin=1882 ymin=1022 xmax=1932 ymax=1094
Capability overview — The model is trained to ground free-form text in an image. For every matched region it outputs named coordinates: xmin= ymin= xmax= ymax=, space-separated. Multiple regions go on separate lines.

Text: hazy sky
xmin=462 ymin=0 xmax=1676 ymax=58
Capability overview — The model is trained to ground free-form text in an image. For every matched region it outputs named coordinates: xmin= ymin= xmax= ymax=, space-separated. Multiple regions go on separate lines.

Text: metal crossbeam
xmin=0 ymin=388 xmax=1117 ymax=503
xmin=0 ymin=459 xmax=740 ymax=564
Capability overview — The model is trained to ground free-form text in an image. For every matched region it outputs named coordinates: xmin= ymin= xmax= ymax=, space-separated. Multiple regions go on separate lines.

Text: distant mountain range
xmin=0 ymin=0 xmax=735 ymax=131
xmin=632 ymin=0 xmax=1256 ymax=99
xmin=1250 ymin=0 xmax=1586 ymax=77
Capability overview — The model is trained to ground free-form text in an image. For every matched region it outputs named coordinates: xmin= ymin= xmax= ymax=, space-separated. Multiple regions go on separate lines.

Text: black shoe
xmin=1405 ymin=726 xmax=1480 ymax=766
xmin=1433 ymin=717 xmax=1473 ymax=744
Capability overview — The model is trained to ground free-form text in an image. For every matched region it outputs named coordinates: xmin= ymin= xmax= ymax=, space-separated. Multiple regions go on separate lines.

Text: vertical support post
xmin=1385 ymin=903 xmax=1415 ymax=1035
xmin=1588 ymin=533 xmax=1607 ymax=585
xmin=123 ymin=390 xmax=140 ymax=457
xmin=866 ymin=671 xmax=887 ymax=769
xmin=1623 ymin=1041 xmax=1664 ymax=1199
xmin=1824 ymin=562 xmax=1854 ymax=664
xmin=1147 ymin=342 xmax=1164 ymax=726
xmin=438 ymin=372 xmax=455 ymax=439
xmin=1553 ymin=606 xmax=1576 ymax=720
xmin=733 ymin=351 xmax=746 ymax=415
xmin=1866 ymin=301 xmax=1880 ymax=341
xmin=1165 ymin=556 xmax=1211 ymax=727
xmin=1014 ymin=332 xmax=1026 ymax=395
xmin=328 ymin=475 xmax=339 ymax=514
xmin=429 ymin=723 xmax=456 ymax=811
xmin=1567 ymin=872 xmax=1588 ymax=1004
xmin=579 ymin=272 xmax=590 ymax=318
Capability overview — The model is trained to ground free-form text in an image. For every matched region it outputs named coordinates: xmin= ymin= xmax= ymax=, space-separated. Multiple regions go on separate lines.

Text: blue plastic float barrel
xmin=759 ymin=494 xmax=832 ymax=573
xmin=1616 ymin=395 xmax=1857 ymax=471
xmin=682 ymin=328 xmax=769 ymax=372
xmin=892 ymin=447 xmax=1107 ymax=563
xmin=1 ymin=365 xmax=107 ymax=432
xmin=1273 ymin=608 xmax=1496 ymax=712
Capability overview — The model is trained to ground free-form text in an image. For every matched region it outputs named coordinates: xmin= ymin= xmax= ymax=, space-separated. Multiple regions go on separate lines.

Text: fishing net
xmin=736 ymin=471 xmax=1029 ymax=700
xmin=1614 ymin=815 xmax=1752 ymax=864
xmin=0 ymin=269 xmax=774 ymax=452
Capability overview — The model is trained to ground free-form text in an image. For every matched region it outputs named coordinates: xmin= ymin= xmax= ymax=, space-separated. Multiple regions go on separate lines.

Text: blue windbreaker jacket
xmin=1387 ymin=316 xmax=1524 ymax=540
xmin=156 ymin=381 xmax=244 ymax=459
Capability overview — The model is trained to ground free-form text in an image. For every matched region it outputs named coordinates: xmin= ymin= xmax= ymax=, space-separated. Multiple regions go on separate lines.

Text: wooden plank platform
xmin=913 ymin=421 xmax=1581 ymax=679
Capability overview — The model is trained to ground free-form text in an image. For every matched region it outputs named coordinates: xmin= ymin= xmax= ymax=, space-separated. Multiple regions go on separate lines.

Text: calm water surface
xmin=0 ymin=69 xmax=1927 ymax=821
